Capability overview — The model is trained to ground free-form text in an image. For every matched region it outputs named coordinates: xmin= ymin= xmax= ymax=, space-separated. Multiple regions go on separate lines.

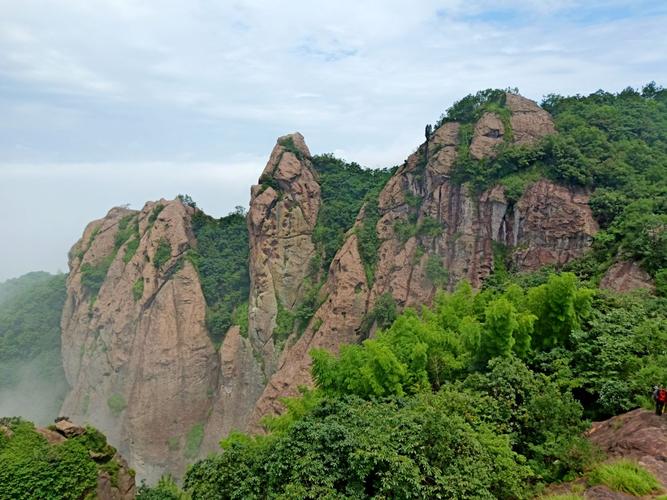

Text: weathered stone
xmin=61 ymin=95 xmax=601 ymax=481
xmin=469 ymin=112 xmax=505 ymax=160
xmin=505 ymin=93 xmax=556 ymax=145
xmin=247 ymin=96 xmax=595 ymax=422
xmin=588 ymin=409 xmax=667 ymax=491
xmin=54 ymin=418 xmax=85 ymax=438
xmin=247 ymin=132 xmax=321 ymax=370
xmin=249 ymin=233 xmax=369 ymax=428
xmin=512 ymin=180 xmax=598 ymax=270
xmin=60 ymin=199 xmax=218 ymax=482
xmin=600 ymin=261 xmax=655 ymax=293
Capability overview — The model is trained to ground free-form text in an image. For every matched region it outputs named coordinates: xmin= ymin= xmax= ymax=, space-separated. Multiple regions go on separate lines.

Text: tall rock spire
xmin=247 ymin=132 xmax=321 ymax=369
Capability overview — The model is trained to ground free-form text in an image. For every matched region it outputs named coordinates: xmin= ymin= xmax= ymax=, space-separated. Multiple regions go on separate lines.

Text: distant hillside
xmin=0 ymin=272 xmax=68 ymax=424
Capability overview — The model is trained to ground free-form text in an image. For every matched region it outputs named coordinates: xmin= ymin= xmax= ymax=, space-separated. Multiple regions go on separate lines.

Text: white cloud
xmin=0 ymin=0 xmax=666 ymax=279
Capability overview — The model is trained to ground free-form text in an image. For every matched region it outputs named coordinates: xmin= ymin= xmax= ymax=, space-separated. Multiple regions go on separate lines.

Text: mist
xmin=0 ymin=357 xmax=69 ymax=426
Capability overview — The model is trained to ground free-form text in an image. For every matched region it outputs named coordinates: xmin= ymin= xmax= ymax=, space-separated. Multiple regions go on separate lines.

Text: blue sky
xmin=1 ymin=0 xmax=666 ymax=281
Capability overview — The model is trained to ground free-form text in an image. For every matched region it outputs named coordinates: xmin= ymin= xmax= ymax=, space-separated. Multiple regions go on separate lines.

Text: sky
xmin=1 ymin=0 xmax=666 ymax=282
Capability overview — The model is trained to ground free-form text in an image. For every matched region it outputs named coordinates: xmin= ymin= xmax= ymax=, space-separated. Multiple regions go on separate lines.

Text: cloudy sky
xmin=1 ymin=0 xmax=666 ymax=281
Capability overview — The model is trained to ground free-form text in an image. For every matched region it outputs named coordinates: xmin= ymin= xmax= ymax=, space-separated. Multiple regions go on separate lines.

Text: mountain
xmin=53 ymin=93 xmax=628 ymax=479
xmin=21 ymin=84 xmax=663 ymax=482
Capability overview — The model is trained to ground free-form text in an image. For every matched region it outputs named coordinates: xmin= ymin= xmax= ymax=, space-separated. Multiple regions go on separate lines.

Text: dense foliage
xmin=0 ymin=418 xmax=125 ymax=500
xmin=0 ymin=272 xmax=68 ymax=423
xmin=178 ymin=271 xmax=667 ymax=498
xmin=189 ymin=206 xmax=250 ymax=346
xmin=311 ymin=154 xmax=394 ymax=274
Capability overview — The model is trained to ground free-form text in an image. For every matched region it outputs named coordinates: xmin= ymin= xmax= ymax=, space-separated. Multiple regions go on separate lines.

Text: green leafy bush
xmin=190 ymin=207 xmax=249 ymax=346
xmin=0 ymin=272 xmax=68 ymax=421
xmin=138 ymin=474 xmax=190 ymax=499
xmin=132 ymin=278 xmax=144 ymax=302
xmin=185 ymin=395 xmax=531 ymax=499
xmin=153 ymin=238 xmax=172 ymax=269
xmin=0 ymin=419 xmax=124 ymax=500
xmin=311 ymin=154 xmax=393 ymax=275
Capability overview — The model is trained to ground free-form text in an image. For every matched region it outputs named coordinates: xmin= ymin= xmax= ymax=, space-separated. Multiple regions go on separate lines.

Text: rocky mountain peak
xmin=247 ymin=133 xmax=321 ymax=366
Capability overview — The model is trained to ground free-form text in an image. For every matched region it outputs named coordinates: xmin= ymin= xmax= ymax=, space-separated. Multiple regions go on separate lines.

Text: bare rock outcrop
xmin=600 ymin=261 xmax=655 ymax=293
xmin=247 ymin=132 xmax=321 ymax=369
xmin=511 ymin=179 xmax=598 ymax=270
xmin=588 ymin=409 xmax=667 ymax=485
xmin=249 ymin=94 xmax=598 ymax=420
xmin=250 ymin=234 xmax=370 ymax=425
xmin=60 ymin=199 xmax=219 ymax=482
xmin=470 ymin=112 xmax=505 ymax=160
xmin=61 ymin=93 xmax=604 ymax=479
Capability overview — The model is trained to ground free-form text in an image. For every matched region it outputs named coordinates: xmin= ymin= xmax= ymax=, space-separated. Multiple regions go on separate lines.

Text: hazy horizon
xmin=2 ymin=0 xmax=667 ymax=282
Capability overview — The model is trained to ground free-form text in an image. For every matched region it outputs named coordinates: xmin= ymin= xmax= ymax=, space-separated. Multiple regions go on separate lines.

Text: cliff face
xmin=61 ymin=95 xmax=600 ymax=479
xmin=60 ymin=134 xmax=323 ymax=480
xmin=61 ymin=199 xmax=219 ymax=481
xmin=250 ymin=94 xmax=598 ymax=417
xmin=247 ymin=133 xmax=321 ymax=368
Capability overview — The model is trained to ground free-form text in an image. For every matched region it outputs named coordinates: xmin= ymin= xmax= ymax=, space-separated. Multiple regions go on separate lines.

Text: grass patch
xmin=588 ymin=459 xmax=661 ymax=496
xmin=184 ymin=424 xmax=204 ymax=460
xmin=153 ymin=238 xmax=172 ymax=269
xmin=107 ymin=394 xmax=127 ymax=417
xmin=132 ymin=278 xmax=144 ymax=302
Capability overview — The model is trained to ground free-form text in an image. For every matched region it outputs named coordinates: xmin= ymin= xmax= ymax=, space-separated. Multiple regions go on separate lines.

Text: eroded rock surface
xmin=247 ymin=133 xmax=321 ymax=370
xmin=62 ymin=95 xmax=604 ymax=479
xmin=60 ymin=199 xmax=218 ymax=481
xmin=250 ymin=93 xmax=597 ymax=421
xmin=600 ymin=261 xmax=655 ymax=293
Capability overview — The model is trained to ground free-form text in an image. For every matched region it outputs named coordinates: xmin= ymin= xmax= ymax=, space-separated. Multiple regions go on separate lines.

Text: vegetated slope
xmin=248 ymin=90 xmax=597 ymax=422
xmin=178 ymin=273 xmax=667 ymax=499
xmin=55 ymin=84 xmax=667 ymax=487
xmin=0 ymin=272 xmax=68 ymax=423
xmin=188 ymin=203 xmax=250 ymax=346
xmin=0 ymin=417 xmax=135 ymax=499
xmin=164 ymin=85 xmax=667 ymax=499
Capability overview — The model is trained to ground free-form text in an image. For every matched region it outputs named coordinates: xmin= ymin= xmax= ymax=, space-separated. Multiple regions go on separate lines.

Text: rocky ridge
xmin=251 ymin=94 xmax=598 ymax=418
xmin=61 ymin=94 xmax=606 ymax=479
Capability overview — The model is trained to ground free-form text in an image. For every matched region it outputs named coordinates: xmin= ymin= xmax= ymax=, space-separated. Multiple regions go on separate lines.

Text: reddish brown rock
xmin=201 ymin=325 xmax=265 ymax=453
xmin=60 ymin=198 xmax=218 ymax=482
xmin=36 ymin=427 xmax=66 ymax=444
xmin=61 ymin=94 xmax=601 ymax=481
xmin=96 ymin=455 xmax=136 ymax=500
xmin=54 ymin=418 xmax=85 ymax=438
xmin=505 ymin=93 xmax=556 ymax=145
xmin=511 ymin=179 xmax=598 ymax=270
xmin=469 ymin=112 xmax=505 ymax=160
xmin=600 ymin=261 xmax=655 ymax=293
xmin=247 ymin=95 xmax=595 ymax=423
xmin=587 ymin=409 xmax=667 ymax=492
xmin=247 ymin=133 xmax=321 ymax=370
xmin=250 ymin=233 xmax=370 ymax=427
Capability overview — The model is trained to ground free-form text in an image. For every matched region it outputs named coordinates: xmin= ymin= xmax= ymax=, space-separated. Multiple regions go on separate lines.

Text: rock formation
xmin=251 ymin=93 xmax=597 ymax=418
xmin=34 ymin=418 xmax=135 ymax=500
xmin=60 ymin=94 xmax=603 ymax=480
xmin=60 ymin=199 xmax=219 ymax=481
xmin=600 ymin=260 xmax=655 ymax=293
xmin=247 ymin=132 xmax=321 ymax=369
